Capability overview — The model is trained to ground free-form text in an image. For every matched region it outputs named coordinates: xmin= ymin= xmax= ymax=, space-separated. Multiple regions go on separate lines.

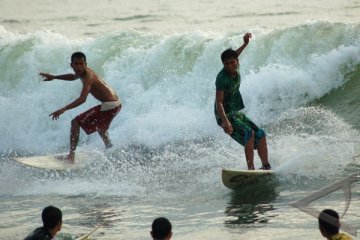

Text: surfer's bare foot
xmin=55 ymin=154 xmax=74 ymax=163
xmin=66 ymin=153 xmax=75 ymax=163
xmin=260 ymin=163 xmax=271 ymax=170
xmin=246 ymin=159 xmax=255 ymax=170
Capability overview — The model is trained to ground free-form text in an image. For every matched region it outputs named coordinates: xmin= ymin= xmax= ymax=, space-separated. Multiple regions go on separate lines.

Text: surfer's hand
xmin=222 ymin=121 xmax=233 ymax=135
xmin=243 ymin=33 xmax=252 ymax=44
xmin=40 ymin=73 xmax=55 ymax=81
xmin=50 ymin=108 xmax=65 ymax=120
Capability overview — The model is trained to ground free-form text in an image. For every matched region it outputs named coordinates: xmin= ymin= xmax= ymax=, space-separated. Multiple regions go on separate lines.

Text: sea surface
xmin=0 ymin=0 xmax=359 ymax=239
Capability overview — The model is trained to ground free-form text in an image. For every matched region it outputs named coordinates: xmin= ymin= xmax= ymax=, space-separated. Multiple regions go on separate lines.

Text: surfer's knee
xmin=249 ymin=130 xmax=255 ymax=140
xmin=245 ymin=131 xmax=255 ymax=147
xmin=71 ymin=118 xmax=79 ymax=127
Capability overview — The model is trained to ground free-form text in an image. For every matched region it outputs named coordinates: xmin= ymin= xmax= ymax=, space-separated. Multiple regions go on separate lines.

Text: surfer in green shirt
xmin=215 ymin=33 xmax=271 ymax=170
xmin=24 ymin=206 xmax=62 ymax=240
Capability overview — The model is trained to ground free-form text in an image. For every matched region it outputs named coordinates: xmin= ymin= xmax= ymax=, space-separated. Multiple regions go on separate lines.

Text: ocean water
xmin=0 ymin=0 xmax=359 ymax=239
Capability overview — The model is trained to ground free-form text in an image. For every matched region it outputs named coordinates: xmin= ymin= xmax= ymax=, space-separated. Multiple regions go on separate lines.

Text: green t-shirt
xmin=24 ymin=227 xmax=52 ymax=240
xmin=215 ymin=68 xmax=245 ymax=115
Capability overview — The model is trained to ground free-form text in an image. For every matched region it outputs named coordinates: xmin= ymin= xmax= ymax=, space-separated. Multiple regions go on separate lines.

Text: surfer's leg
xmin=68 ymin=118 xmax=80 ymax=161
xmin=98 ymin=130 xmax=113 ymax=149
xmin=244 ymin=131 xmax=255 ymax=170
xmin=252 ymin=127 xmax=270 ymax=169
xmin=229 ymin=112 xmax=255 ymax=170
xmin=96 ymin=106 xmax=120 ymax=149
xmin=242 ymin=115 xmax=271 ymax=170
xmin=257 ymin=136 xmax=270 ymax=169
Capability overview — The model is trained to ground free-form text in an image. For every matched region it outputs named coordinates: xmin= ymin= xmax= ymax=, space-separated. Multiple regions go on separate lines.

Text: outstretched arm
xmin=49 ymin=79 xmax=92 ymax=120
xmin=40 ymin=73 xmax=78 ymax=81
xmin=235 ymin=32 xmax=252 ymax=57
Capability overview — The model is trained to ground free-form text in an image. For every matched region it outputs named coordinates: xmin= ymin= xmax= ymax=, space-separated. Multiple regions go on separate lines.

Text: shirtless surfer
xmin=40 ymin=52 xmax=121 ymax=162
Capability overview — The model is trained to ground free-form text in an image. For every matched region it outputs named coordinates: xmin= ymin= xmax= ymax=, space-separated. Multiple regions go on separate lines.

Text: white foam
xmin=0 ymin=23 xmax=359 ymax=195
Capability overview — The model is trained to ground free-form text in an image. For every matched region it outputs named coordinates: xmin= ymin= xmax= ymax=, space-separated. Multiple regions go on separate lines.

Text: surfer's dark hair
xmin=71 ymin=51 xmax=86 ymax=63
xmin=221 ymin=49 xmax=238 ymax=62
xmin=42 ymin=205 xmax=62 ymax=229
xmin=318 ymin=209 xmax=340 ymax=235
xmin=151 ymin=217 xmax=172 ymax=239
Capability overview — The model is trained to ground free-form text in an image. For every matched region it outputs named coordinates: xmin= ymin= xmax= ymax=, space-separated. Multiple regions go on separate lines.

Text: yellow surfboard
xmin=222 ymin=168 xmax=274 ymax=190
xmin=75 ymin=225 xmax=101 ymax=240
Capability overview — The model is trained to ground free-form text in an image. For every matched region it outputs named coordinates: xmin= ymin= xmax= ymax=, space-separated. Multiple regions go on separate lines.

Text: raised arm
xmin=235 ymin=33 xmax=252 ymax=57
xmin=39 ymin=72 xmax=78 ymax=81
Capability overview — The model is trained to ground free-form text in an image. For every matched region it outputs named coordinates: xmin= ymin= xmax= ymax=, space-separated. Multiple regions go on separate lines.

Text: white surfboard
xmin=13 ymin=152 xmax=91 ymax=171
xmin=222 ymin=168 xmax=274 ymax=190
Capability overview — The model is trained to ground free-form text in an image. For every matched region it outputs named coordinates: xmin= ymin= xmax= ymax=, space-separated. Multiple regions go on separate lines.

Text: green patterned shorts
xmin=216 ymin=111 xmax=266 ymax=149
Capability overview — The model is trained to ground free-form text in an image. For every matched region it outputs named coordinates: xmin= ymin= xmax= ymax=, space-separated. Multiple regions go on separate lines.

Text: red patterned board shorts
xmin=75 ymin=105 xmax=121 ymax=135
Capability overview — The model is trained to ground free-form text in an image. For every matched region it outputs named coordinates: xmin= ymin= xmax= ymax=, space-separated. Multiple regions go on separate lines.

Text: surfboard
xmin=13 ymin=152 xmax=91 ymax=171
xmin=222 ymin=168 xmax=274 ymax=190
xmin=75 ymin=225 xmax=101 ymax=240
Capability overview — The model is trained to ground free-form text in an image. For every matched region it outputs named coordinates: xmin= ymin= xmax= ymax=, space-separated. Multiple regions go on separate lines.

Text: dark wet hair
xmin=221 ymin=48 xmax=238 ymax=62
xmin=318 ymin=209 xmax=340 ymax=235
xmin=42 ymin=206 xmax=62 ymax=229
xmin=71 ymin=52 xmax=86 ymax=63
xmin=152 ymin=217 xmax=172 ymax=239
